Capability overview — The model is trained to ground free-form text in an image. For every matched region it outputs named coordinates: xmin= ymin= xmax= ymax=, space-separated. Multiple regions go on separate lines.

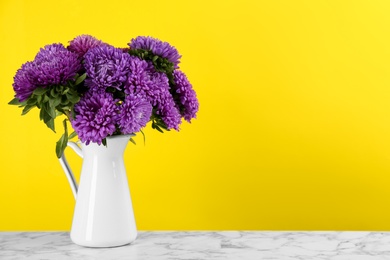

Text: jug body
xmin=65 ymin=135 xmax=137 ymax=247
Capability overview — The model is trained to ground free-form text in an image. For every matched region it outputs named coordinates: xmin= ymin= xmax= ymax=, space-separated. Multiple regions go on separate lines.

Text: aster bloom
xmin=35 ymin=43 xmax=68 ymax=61
xmin=146 ymin=66 xmax=182 ymax=130
xmin=126 ymin=59 xmax=182 ymax=130
xmin=141 ymin=62 xmax=170 ymax=106
xmin=123 ymin=56 xmax=150 ymax=95
xmin=31 ymin=48 xmax=81 ymax=87
xmin=84 ymin=46 xmax=131 ymax=91
xmin=155 ymin=98 xmax=182 ymax=130
xmin=172 ymin=70 xmax=199 ymax=122
xmin=71 ymin=91 xmax=118 ymax=145
xmin=67 ymin=35 xmax=107 ymax=58
xmin=12 ymin=62 xmax=36 ymax=101
xmin=129 ymin=36 xmax=181 ymax=67
xmin=119 ymin=94 xmax=152 ymax=134
xmin=12 ymin=44 xmax=81 ymax=101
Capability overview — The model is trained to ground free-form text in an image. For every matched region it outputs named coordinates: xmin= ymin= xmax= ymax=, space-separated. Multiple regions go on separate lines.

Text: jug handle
xmin=58 ymin=142 xmax=83 ymax=199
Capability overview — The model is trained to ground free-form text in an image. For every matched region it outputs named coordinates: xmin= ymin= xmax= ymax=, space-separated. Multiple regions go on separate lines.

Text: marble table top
xmin=1 ymin=231 xmax=390 ymax=259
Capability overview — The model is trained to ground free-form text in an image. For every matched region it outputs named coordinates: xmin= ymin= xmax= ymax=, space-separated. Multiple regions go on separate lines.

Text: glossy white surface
xmin=1 ymin=232 xmax=390 ymax=259
xmin=61 ymin=135 xmax=137 ymax=247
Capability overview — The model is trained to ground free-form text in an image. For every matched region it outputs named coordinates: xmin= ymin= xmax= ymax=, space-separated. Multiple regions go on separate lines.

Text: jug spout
xmin=59 ymin=142 xmax=83 ymax=199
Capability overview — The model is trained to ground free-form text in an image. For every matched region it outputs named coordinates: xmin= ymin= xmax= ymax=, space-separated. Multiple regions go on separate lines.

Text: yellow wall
xmin=1 ymin=0 xmax=390 ymax=231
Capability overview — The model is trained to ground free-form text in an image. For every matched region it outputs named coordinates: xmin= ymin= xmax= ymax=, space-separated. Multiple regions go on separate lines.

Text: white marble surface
xmin=1 ymin=232 xmax=390 ymax=259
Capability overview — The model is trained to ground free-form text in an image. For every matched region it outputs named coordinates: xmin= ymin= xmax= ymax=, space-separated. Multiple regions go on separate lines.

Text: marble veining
xmin=1 ymin=232 xmax=390 ymax=259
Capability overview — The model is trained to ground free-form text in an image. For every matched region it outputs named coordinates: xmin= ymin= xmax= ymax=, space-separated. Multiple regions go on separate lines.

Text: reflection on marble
xmin=1 ymin=232 xmax=390 ymax=259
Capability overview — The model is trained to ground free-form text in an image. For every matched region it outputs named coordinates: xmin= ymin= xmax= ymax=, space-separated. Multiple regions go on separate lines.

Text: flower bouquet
xmin=9 ymin=35 xmax=199 ymax=157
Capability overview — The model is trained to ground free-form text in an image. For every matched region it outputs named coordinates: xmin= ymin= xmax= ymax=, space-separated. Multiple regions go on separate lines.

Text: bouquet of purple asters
xmin=9 ymin=35 xmax=199 ymax=158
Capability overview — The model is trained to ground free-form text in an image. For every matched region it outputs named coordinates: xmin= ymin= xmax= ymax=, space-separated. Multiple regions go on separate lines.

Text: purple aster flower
xmin=119 ymin=94 xmax=152 ymax=134
xmin=172 ymin=70 xmax=199 ymax=122
xmin=84 ymin=46 xmax=131 ymax=91
xmin=123 ymin=56 xmax=150 ymax=95
xmin=35 ymin=43 xmax=67 ymax=61
xmin=12 ymin=44 xmax=81 ymax=101
xmin=125 ymin=59 xmax=182 ymax=130
xmin=129 ymin=36 xmax=181 ymax=68
xmin=68 ymin=35 xmax=107 ymax=58
xmin=146 ymin=66 xmax=182 ymax=130
xmin=12 ymin=62 xmax=36 ymax=102
xmin=71 ymin=91 xmax=118 ymax=145
xmin=154 ymin=98 xmax=182 ymax=130
xmin=31 ymin=49 xmax=81 ymax=87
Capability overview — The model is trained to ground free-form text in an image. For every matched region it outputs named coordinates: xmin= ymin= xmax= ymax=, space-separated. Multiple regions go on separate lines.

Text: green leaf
xmin=36 ymin=95 xmax=42 ymax=103
xmin=44 ymin=102 xmax=56 ymax=119
xmin=39 ymin=107 xmax=45 ymax=121
xmin=60 ymin=95 xmax=67 ymax=105
xmin=56 ymin=110 xmax=64 ymax=117
xmin=50 ymin=88 xmax=57 ymax=98
xmin=21 ymin=100 xmax=28 ymax=106
xmin=42 ymin=95 xmax=49 ymax=103
xmin=40 ymin=105 xmax=55 ymax=132
xmin=60 ymin=106 xmax=71 ymax=112
xmin=33 ymin=87 xmax=47 ymax=95
xmin=27 ymin=97 xmax=37 ymax=106
xmin=68 ymin=131 xmax=77 ymax=140
xmin=55 ymin=119 xmax=68 ymax=158
xmin=48 ymin=96 xmax=59 ymax=109
xmin=56 ymin=134 xmax=67 ymax=158
xmin=102 ymin=138 xmax=107 ymax=146
xmin=74 ymin=73 xmax=87 ymax=86
xmin=155 ymin=125 xmax=164 ymax=133
xmin=63 ymin=118 xmax=68 ymax=134
xmin=152 ymin=121 xmax=164 ymax=133
xmin=21 ymin=104 xmax=36 ymax=115
xmin=49 ymin=105 xmax=56 ymax=119
xmin=157 ymin=122 xmax=169 ymax=131
xmin=45 ymin=118 xmax=55 ymax=133
xmin=129 ymin=138 xmax=136 ymax=145
xmin=152 ymin=118 xmax=169 ymax=132
xmin=49 ymin=96 xmax=61 ymax=108
xmin=56 ymin=85 xmax=63 ymax=92
xmin=8 ymin=97 xmax=21 ymax=105
xmin=140 ymin=129 xmax=146 ymax=145
xmin=66 ymin=92 xmax=80 ymax=104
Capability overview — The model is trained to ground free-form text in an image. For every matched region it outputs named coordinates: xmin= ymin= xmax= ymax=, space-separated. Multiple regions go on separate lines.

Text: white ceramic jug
xmin=59 ymin=134 xmax=137 ymax=247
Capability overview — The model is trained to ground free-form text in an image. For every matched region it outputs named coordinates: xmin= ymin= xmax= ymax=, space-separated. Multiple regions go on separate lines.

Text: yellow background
xmin=1 ymin=0 xmax=390 ymax=231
